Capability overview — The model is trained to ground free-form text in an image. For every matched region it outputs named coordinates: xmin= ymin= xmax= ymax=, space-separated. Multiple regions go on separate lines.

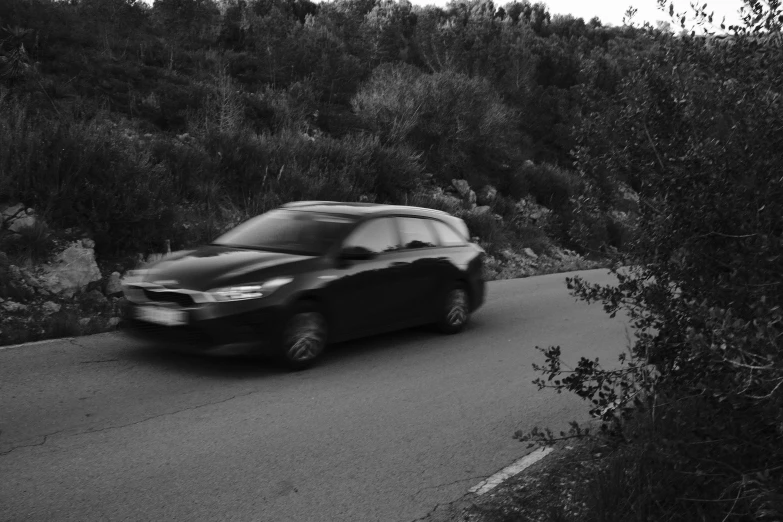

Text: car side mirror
xmin=338 ymin=246 xmax=376 ymax=262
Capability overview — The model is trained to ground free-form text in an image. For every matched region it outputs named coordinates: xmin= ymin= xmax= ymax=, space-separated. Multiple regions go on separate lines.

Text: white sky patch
xmin=469 ymin=446 xmax=555 ymax=495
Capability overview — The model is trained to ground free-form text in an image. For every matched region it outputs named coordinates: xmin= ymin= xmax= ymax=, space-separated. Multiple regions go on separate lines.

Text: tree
xmin=525 ymin=2 xmax=783 ymax=518
xmin=352 ymin=63 xmax=520 ymax=185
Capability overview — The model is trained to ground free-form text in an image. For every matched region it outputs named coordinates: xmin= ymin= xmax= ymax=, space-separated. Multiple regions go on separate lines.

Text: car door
xmin=326 ymin=217 xmax=404 ymax=340
xmin=392 ymin=216 xmax=447 ymax=324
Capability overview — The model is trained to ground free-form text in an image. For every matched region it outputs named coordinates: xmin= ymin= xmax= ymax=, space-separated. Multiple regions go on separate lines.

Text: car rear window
xmin=430 ymin=219 xmax=467 ymax=246
xmin=212 ymin=209 xmax=355 ymax=255
xmin=397 ymin=217 xmax=438 ymax=249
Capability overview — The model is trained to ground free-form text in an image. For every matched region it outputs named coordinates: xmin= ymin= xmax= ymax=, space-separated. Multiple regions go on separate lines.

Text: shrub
xmin=0 ymin=221 xmax=55 ymax=265
xmin=496 ymin=169 xmax=529 ymax=201
xmin=352 ymin=63 xmax=521 ymax=184
xmin=462 ymin=211 xmax=507 ymax=250
xmin=520 ymin=162 xmax=580 ymax=212
xmin=0 ymin=94 xmax=179 ymax=258
xmin=526 ymin=18 xmax=783 ymax=522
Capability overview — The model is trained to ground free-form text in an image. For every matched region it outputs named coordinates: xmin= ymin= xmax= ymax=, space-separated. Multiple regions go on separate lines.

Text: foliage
xmin=522 ymin=2 xmax=783 ymax=519
xmin=0 ymin=0 xmax=656 ymax=269
xmin=352 ymin=62 xmax=519 ymax=185
xmin=519 ymin=161 xmax=580 ymax=212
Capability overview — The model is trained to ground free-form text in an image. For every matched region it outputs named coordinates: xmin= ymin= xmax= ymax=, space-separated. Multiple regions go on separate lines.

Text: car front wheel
xmin=280 ymin=303 xmax=327 ymax=371
xmin=437 ymin=284 xmax=470 ymax=334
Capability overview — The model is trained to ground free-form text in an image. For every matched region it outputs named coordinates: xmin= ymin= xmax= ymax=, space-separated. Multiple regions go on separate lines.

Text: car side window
xmin=397 ymin=217 xmax=438 ymax=249
xmin=430 ymin=220 xmax=466 ymax=246
xmin=342 ymin=218 xmax=400 ymax=254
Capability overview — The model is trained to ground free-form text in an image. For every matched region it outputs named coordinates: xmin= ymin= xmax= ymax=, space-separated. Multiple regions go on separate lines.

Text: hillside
xmin=2 ymin=0 xmax=783 ymax=519
xmin=0 ymin=0 xmax=646 ymax=344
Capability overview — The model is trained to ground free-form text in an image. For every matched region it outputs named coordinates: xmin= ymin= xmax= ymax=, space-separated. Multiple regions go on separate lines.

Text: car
xmin=121 ymin=201 xmax=486 ymax=369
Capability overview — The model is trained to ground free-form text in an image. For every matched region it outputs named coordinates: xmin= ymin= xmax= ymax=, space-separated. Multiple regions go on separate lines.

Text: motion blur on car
xmin=122 ymin=201 xmax=486 ymax=369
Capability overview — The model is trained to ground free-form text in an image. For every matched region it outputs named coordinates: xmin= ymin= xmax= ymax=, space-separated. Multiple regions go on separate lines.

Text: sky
xmin=406 ymin=0 xmax=747 ymax=28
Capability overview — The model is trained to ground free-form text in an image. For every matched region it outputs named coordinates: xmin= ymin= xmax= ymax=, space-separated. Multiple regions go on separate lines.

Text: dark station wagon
xmin=122 ymin=201 xmax=486 ymax=369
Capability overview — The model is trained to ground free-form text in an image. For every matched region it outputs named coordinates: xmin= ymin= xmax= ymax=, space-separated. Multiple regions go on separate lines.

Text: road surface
xmin=0 ymin=269 xmax=630 ymax=522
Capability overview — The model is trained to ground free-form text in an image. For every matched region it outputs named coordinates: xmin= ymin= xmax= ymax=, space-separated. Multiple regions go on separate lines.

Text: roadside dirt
xmin=416 ymin=433 xmax=615 ymax=522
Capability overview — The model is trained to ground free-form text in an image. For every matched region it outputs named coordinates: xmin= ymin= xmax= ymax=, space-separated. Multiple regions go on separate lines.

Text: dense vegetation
xmin=1 ymin=0 xmax=781 ymax=518
xmin=523 ymin=2 xmax=783 ymax=521
xmin=0 ymin=0 xmax=651 ymax=264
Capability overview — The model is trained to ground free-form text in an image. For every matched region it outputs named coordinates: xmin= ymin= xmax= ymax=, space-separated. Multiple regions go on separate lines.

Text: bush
xmin=526 ymin=20 xmax=783 ymax=522
xmin=0 ymin=95 xmax=180 ymax=258
xmin=0 ymin=221 xmax=55 ymax=265
xmin=352 ymin=63 xmax=520 ymax=184
xmin=520 ymin=162 xmax=580 ymax=212
xmin=462 ymin=211 xmax=507 ymax=250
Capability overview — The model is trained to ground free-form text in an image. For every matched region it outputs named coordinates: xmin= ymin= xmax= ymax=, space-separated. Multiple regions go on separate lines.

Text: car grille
xmin=128 ymin=319 xmax=213 ymax=346
xmin=142 ymin=289 xmax=195 ymax=307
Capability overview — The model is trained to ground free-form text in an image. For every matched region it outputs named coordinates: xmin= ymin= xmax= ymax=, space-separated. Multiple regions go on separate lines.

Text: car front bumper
xmin=121 ymin=292 xmax=288 ymax=355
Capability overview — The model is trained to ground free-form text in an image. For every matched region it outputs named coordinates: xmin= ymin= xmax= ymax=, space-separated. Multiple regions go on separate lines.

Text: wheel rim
xmin=445 ymin=289 xmax=468 ymax=327
xmin=284 ymin=312 xmax=326 ymax=362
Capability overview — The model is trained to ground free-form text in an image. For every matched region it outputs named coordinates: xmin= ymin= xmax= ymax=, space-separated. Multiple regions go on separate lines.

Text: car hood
xmin=141 ymin=245 xmax=313 ymax=291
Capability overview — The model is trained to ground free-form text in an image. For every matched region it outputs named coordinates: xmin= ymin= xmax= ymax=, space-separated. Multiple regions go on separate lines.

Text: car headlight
xmin=209 ymin=277 xmax=294 ymax=301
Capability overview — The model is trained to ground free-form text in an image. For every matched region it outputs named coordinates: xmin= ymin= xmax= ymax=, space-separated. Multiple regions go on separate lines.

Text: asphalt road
xmin=0 ymin=269 xmax=630 ymax=522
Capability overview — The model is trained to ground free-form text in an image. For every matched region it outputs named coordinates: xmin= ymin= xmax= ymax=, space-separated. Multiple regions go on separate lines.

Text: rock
xmin=79 ymin=289 xmax=108 ymax=312
xmin=523 ymin=247 xmax=538 ymax=259
xmin=108 ymin=317 xmax=121 ymax=327
xmin=1 ymin=203 xmax=37 ymax=233
xmin=37 ymin=241 xmax=102 ymax=298
xmin=425 ymin=187 xmax=463 ymax=213
xmin=5 ymin=265 xmax=35 ymax=300
xmin=471 ymin=205 xmax=492 ymax=216
xmin=466 ymin=190 xmax=477 ymax=208
xmin=105 ymin=272 xmax=123 ymax=296
xmin=81 ymin=238 xmax=95 ymax=249
xmin=78 ymin=317 xmax=91 ymax=326
xmin=451 ymin=179 xmax=471 ymax=198
xmin=2 ymin=300 xmax=28 ymax=313
xmin=500 ymin=249 xmax=524 ymax=263
xmin=476 ymin=185 xmax=498 ymax=206
xmin=514 ymin=196 xmax=552 ymax=226
xmin=42 ymin=301 xmax=61 ymax=315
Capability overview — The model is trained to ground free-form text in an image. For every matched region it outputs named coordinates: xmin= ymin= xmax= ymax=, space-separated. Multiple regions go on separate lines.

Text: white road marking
xmin=469 ymin=446 xmax=555 ymax=495
xmin=0 ymin=337 xmax=75 ymax=351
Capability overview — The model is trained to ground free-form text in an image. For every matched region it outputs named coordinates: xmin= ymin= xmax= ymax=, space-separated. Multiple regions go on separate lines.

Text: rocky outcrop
xmin=105 ymin=272 xmax=123 ymax=297
xmin=482 ymin=245 xmax=603 ymax=281
xmin=476 ymin=185 xmax=498 ymax=206
xmin=514 ymin=196 xmax=552 ymax=227
xmin=37 ymin=240 xmax=102 ymax=298
xmin=0 ymin=203 xmax=37 ymax=233
xmin=451 ymin=179 xmax=471 ymax=198
xmin=41 ymin=301 xmax=61 ymax=315
xmin=449 ymin=179 xmax=478 ymax=210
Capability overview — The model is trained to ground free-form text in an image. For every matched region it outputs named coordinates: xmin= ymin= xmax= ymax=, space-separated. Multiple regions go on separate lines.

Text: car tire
xmin=437 ymin=283 xmax=470 ymax=334
xmin=279 ymin=302 xmax=328 ymax=371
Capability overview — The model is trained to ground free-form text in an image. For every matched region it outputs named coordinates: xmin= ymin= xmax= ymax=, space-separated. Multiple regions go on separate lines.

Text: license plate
xmin=135 ymin=306 xmax=188 ymax=326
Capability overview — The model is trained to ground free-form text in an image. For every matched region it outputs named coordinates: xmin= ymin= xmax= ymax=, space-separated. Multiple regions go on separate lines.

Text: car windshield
xmin=212 ymin=209 xmax=356 ymax=255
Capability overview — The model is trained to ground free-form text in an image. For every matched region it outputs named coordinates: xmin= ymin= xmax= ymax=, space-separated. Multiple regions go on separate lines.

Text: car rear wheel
xmin=437 ymin=284 xmax=470 ymax=334
xmin=280 ymin=303 xmax=327 ymax=371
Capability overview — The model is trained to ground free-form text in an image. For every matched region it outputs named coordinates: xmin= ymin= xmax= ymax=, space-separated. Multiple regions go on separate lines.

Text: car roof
xmin=281 ymin=201 xmax=470 ymax=238
xmin=282 ymin=201 xmax=450 ymax=219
